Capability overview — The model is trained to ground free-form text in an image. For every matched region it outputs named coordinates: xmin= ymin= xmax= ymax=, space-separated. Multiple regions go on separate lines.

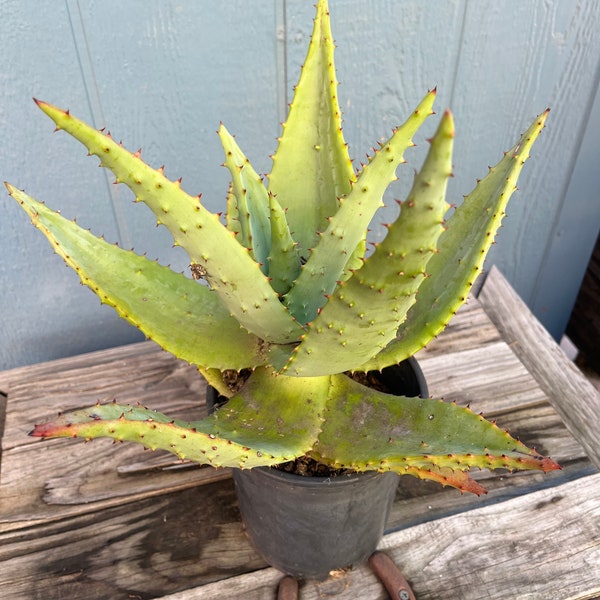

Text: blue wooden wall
xmin=2 ymin=0 xmax=599 ymax=370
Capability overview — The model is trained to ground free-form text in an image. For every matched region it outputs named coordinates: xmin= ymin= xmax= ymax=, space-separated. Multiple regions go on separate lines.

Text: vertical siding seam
xmin=275 ymin=0 xmax=288 ymax=125
xmin=65 ymin=0 xmax=133 ymax=250
xmin=528 ymin=0 xmax=600 ymax=306
xmin=448 ymin=0 xmax=469 ymax=110
xmin=65 ymin=0 xmax=106 ymax=130
xmin=530 ymin=57 xmax=600 ymax=308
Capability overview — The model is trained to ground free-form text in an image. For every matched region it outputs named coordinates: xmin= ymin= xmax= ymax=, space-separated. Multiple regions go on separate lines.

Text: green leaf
xmin=6 ymin=184 xmax=266 ymax=371
xmin=267 ymin=0 xmax=355 ymax=258
xmin=225 ymin=181 xmax=241 ymax=237
xmin=283 ymin=90 xmax=437 ymax=325
xmin=30 ymin=368 xmax=560 ymax=494
xmin=31 ymin=368 xmax=331 ymax=469
xmin=310 ymin=374 xmax=560 ymax=492
xmin=358 ymin=109 xmax=550 ymax=371
xmin=267 ymin=193 xmax=302 ymax=295
xmin=34 ymin=99 xmax=302 ymax=344
xmin=274 ymin=103 xmax=450 ymax=376
xmin=219 ymin=124 xmax=271 ymax=274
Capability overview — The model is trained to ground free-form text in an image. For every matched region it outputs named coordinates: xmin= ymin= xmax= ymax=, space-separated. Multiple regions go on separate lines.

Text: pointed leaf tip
xmin=536 ymin=454 xmax=562 ymax=472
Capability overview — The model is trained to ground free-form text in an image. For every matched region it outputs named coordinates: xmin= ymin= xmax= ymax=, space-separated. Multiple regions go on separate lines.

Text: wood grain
xmin=0 ymin=484 xmax=266 ymax=599
xmin=182 ymin=473 xmax=600 ymax=600
xmin=0 ymin=273 xmax=598 ymax=599
xmin=478 ymin=266 xmax=600 ymax=468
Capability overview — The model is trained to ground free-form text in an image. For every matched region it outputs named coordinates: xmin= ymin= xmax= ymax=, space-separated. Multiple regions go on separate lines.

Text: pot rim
xmin=237 ymin=465 xmax=389 ymax=487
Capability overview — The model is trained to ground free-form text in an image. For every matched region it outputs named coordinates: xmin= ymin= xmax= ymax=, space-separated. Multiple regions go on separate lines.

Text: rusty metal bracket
xmin=369 ymin=551 xmax=416 ymax=600
xmin=277 ymin=575 xmax=299 ymax=600
xmin=276 ymin=552 xmax=415 ymax=599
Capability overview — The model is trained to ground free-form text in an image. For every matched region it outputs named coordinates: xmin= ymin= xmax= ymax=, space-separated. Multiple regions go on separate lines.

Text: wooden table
xmin=1 ymin=267 xmax=599 ymax=600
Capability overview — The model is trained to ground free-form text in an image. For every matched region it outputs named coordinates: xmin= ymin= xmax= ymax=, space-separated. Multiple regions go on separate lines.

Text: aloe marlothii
xmin=5 ymin=0 xmax=559 ymax=494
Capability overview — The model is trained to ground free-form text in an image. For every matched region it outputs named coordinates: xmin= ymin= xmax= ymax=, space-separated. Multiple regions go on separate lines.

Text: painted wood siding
xmin=1 ymin=0 xmax=599 ymax=370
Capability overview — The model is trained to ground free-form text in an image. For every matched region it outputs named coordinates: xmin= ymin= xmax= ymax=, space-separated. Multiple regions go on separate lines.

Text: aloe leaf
xmin=219 ymin=124 xmax=271 ymax=274
xmin=197 ymin=367 xmax=231 ymax=398
xmin=29 ymin=367 xmax=559 ymax=495
xmin=267 ymin=194 xmax=302 ymax=295
xmin=358 ymin=110 xmax=550 ymax=371
xmin=267 ymin=0 xmax=355 ymax=258
xmin=395 ymin=465 xmax=487 ymax=495
xmin=30 ymin=368 xmax=331 ymax=468
xmin=274 ymin=109 xmax=452 ymax=375
xmin=225 ymin=181 xmax=241 ymax=237
xmin=6 ymin=184 xmax=266 ymax=370
xmin=34 ymin=100 xmax=302 ymax=344
xmin=284 ymin=90 xmax=437 ymax=325
xmin=309 ymin=374 xmax=560 ymax=493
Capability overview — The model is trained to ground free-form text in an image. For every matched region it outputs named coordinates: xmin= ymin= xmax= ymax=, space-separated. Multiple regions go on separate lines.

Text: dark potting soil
xmin=274 ymin=455 xmax=352 ymax=478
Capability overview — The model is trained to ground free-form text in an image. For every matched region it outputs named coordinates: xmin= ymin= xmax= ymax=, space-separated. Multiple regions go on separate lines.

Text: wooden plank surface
xmin=0 ymin=342 xmax=216 ymax=532
xmin=180 ymin=473 xmax=600 ymax=600
xmin=479 ymin=266 xmax=600 ymax=468
xmin=0 ymin=278 xmax=597 ymax=599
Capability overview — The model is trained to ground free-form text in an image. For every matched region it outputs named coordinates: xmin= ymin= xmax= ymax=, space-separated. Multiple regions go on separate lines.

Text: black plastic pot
xmin=208 ymin=358 xmax=428 ymax=580
xmin=233 ymin=463 xmax=398 ymax=579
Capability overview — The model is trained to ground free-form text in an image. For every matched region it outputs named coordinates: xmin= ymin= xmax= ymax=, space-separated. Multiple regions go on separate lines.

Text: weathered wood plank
xmin=0 ymin=341 xmax=211 ymax=532
xmin=478 ymin=266 xmax=600 ymax=468
xmin=0 ymin=341 xmax=205 ymax=452
xmin=419 ymin=340 xmax=549 ymax=414
xmin=387 ymin=459 xmax=596 ymax=532
xmin=1 ymin=278 xmax=596 ymax=599
xmin=162 ymin=568 xmax=283 ymax=600
xmin=1 ymin=301 xmax=582 ymax=534
xmin=414 ymin=296 xmax=503 ymax=357
xmin=0 ymin=482 xmax=266 ymax=600
xmin=172 ymin=472 xmax=600 ymax=600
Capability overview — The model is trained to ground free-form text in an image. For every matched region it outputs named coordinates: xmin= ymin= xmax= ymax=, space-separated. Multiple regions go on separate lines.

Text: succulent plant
xmin=6 ymin=0 xmax=559 ymax=495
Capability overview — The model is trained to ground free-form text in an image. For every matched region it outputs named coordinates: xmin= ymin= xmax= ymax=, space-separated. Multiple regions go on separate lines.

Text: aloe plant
xmin=5 ymin=0 xmax=558 ymax=495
